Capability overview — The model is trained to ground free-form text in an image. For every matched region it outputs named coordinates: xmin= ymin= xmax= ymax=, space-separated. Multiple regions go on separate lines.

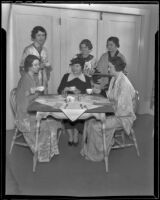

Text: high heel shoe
xmin=73 ymin=139 xmax=79 ymax=147
xmin=68 ymin=141 xmax=73 ymax=146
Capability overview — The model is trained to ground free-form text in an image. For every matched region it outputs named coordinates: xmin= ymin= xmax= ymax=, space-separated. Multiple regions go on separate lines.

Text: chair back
xmin=10 ymin=88 xmax=17 ymax=118
xmin=133 ymin=90 xmax=139 ymax=113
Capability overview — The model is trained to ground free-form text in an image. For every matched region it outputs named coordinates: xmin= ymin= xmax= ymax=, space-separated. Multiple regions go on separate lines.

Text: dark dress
xmin=58 ymin=73 xmax=91 ymax=131
xmin=58 ymin=73 xmax=91 ymax=94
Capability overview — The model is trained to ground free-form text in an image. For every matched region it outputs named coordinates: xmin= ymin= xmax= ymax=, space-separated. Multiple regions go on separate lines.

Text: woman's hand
xmin=92 ymin=84 xmax=101 ymax=94
xmin=62 ymin=87 xmax=70 ymax=94
xmin=30 ymin=87 xmax=36 ymax=94
xmin=93 ymin=88 xmax=101 ymax=94
xmin=73 ymin=88 xmax=81 ymax=94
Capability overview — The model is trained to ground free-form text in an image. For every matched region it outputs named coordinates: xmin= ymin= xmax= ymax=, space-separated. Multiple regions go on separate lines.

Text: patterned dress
xmin=81 ymin=72 xmax=136 ymax=161
xmin=15 ymin=73 xmax=61 ymax=162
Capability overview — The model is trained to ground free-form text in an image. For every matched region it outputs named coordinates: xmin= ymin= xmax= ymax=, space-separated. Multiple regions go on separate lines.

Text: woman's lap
xmin=105 ymin=116 xmax=122 ymax=130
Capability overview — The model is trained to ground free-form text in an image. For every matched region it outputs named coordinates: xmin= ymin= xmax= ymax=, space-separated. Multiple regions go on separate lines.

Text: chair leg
xmin=131 ymin=129 xmax=140 ymax=157
xmin=104 ymin=156 xmax=109 ymax=172
xmin=121 ymin=132 xmax=125 ymax=144
xmin=33 ymin=152 xmax=38 ymax=172
xmin=9 ymin=128 xmax=18 ymax=154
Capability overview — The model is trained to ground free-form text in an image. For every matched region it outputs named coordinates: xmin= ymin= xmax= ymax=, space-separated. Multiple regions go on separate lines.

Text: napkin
xmin=60 ymin=102 xmax=102 ymax=121
xmin=60 ymin=102 xmax=87 ymax=121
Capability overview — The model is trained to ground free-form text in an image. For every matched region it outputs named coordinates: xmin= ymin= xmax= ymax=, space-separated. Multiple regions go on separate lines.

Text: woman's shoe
xmin=73 ymin=140 xmax=79 ymax=147
xmin=68 ymin=141 xmax=73 ymax=146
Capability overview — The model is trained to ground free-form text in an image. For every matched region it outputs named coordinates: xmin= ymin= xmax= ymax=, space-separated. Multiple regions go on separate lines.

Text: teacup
xmin=66 ymin=95 xmax=75 ymax=102
xmin=86 ymin=88 xmax=93 ymax=95
xmin=36 ymin=86 xmax=45 ymax=92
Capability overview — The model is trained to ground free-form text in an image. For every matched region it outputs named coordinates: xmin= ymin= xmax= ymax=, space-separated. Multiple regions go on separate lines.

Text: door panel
xmin=102 ymin=13 xmax=141 ymax=90
xmin=60 ymin=16 xmax=98 ymax=77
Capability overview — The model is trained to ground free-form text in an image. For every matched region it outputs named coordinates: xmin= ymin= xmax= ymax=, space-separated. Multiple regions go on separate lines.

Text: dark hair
xmin=24 ymin=55 xmax=40 ymax=72
xmin=31 ymin=26 xmax=47 ymax=40
xmin=109 ymin=56 xmax=126 ymax=72
xmin=107 ymin=37 xmax=120 ymax=48
xmin=70 ymin=57 xmax=85 ymax=69
xmin=79 ymin=39 xmax=93 ymax=50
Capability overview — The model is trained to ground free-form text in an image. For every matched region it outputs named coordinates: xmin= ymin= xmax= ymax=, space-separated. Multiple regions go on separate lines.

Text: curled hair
xmin=70 ymin=57 xmax=85 ymax=70
xmin=31 ymin=26 xmax=47 ymax=40
xmin=79 ymin=39 xmax=93 ymax=50
xmin=24 ymin=55 xmax=40 ymax=72
xmin=109 ymin=56 xmax=126 ymax=72
xmin=107 ymin=36 xmax=120 ymax=48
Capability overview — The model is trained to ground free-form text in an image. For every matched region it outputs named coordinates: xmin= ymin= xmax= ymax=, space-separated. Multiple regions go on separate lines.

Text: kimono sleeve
xmin=116 ymin=82 xmax=134 ymax=117
xmin=115 ymin=82 xmax=136 ymax=135
xmin=42 ymin=47 xmax=51 ymax=67
xmin=21 ymin=77 xmax=38 ymax=103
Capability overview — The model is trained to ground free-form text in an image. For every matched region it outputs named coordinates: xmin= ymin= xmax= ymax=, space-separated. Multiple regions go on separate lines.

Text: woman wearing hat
xmin=58 ymin=57 xmax=91 ymax=146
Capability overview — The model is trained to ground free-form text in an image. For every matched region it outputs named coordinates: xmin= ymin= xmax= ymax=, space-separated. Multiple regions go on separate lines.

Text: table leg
xmin=101 ymin=114 xmax=108 ymax=172
xmin=33 ymin=116 xmax=41 ymax=172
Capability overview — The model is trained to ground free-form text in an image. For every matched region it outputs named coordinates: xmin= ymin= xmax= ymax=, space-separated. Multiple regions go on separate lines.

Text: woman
xmin=95 ymin=36 xmax=127 ymax=93
xmin=74 ymin=39 xmax=97 ymax=78
xmin=81 ymin=56 xmax=136 ymax=161
xmin=58 ymin=57 xmax=91 ymax=146
xmin=19 ymin=26 xmax=52 ymax=94
xmin=16 ymin=55 xmax=61 ymax=162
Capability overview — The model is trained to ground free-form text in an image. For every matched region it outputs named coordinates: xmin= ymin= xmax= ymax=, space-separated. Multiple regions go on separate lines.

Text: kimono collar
xmin=115 ymin=71 xmax=123 ymax=83
xmin=67 ymin=73 xmax=86 ymax=82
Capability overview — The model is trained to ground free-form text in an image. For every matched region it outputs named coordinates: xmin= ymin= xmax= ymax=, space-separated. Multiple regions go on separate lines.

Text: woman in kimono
xmin=16 ymin=55 xmax=61 ymax=162
xmin=19 ymin=26 xmax=52 ymax=94
xmin=81 ymin=56 xmax=136 ymax=161
xmin=73 ymin=39 xmax=97 ymax=78
xmin=94 ymin=36 xmax=127 ymax=95
xmin=58 ymin=57 xmax=91 ymax=146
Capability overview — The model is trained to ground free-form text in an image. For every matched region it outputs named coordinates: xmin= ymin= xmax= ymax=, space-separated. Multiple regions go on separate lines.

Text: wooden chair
xmin=111 ymin=90 xmax=140 ymax=157
xmin=9 ymin=88 xmax=29 ymax=154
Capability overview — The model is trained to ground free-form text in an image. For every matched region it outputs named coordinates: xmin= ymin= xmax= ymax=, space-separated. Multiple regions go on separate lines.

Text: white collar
xmin=67 ymin=73 xmax=86 ymax=82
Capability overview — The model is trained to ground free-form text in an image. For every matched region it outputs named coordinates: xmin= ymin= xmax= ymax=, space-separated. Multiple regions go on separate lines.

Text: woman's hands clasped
xmin=62 ymin=87 xmax=81 ymax=95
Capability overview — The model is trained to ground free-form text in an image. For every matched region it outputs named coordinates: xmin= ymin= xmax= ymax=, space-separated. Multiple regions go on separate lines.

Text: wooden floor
xmin=5 ymin=114 xmax=154 ymax=197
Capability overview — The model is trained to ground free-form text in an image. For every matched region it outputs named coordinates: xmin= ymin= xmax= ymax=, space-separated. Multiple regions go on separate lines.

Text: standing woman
xmin=74 ymin=39 xmax=97 ymax=79
xmin=19 ymin=26 xmax=52 ymax=94
xmin=95 ymin=36 xmax=127 ymax=92
xmin=16 ymin=55 xmax=61 ymax=162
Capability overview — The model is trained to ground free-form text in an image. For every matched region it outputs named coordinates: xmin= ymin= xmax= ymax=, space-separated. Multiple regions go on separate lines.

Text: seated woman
xmin=81 ymin=56 xmax=136 ymax=161
xmin=16 ymin=55 xmax=61 ymax=162
xmin=57 ymin=57 xmax=91 ymax=146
